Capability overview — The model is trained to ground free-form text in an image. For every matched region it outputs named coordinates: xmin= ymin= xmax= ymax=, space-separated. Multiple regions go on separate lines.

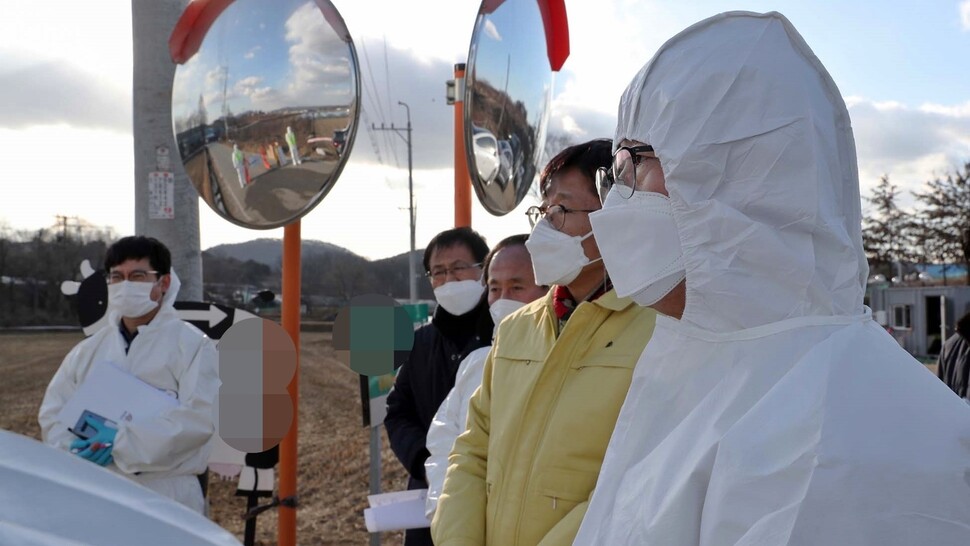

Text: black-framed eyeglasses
xmin=525 ymin=204 xmax=599 ymax=231
xmin=595 ymin=144 xmax=656 ymax=204
xmin=425 ymin=262 xmax=482 ymax=283
xmin=106 ymin=269 xmax=159 ymax=284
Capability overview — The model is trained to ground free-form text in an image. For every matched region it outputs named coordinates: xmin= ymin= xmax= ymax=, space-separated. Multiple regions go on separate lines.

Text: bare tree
xmin=913 ymin=162 xmax=970 ymax=285
xmin=326 ymin=258 xmax=376 ymax=302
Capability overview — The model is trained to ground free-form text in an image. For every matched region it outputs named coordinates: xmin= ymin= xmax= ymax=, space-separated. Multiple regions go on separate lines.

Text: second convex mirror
xmin=465 ymin=0 xmax=556 ymax=215
xmin=172 ymin=0 xmax=360 ymax=229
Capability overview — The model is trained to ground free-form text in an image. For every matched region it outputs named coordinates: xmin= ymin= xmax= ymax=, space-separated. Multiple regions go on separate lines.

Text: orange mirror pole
xmin=453 ymin=63 xmax=472 ymax=228
xmin=279 ymin=220 xmax=301 ymax=546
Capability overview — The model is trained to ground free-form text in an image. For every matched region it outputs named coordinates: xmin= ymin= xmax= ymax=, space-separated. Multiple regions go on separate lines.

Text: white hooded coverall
xmin=575 ymin=11 xmax=970 ymax=545
xmin=423 ymin=345 xmax=490 ymax=519
xmin=38 ymin=272 xmax=220 ymax=514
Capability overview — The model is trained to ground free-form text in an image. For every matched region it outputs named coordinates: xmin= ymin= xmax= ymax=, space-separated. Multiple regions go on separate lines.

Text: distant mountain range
xmin=203 ymin=238 xmax=434 ymax=300
xmin=205 ymin=238 xmax=362 ymax=268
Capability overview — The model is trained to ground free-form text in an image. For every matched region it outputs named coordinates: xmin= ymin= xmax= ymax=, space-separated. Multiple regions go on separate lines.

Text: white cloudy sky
xmin=1 ymin=0 xmax=970 ymax=260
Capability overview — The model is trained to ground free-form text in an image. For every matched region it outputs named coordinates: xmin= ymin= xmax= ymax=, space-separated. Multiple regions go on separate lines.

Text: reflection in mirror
xmin=172 ymin=0 xmax=360 ymax=229
xmin=465 ymin=0 xmax=554 ymax=215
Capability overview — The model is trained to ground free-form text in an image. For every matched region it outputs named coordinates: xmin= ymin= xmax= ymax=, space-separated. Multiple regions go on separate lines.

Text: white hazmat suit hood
xmin=576 ymin=11 xmax=970 ymax=546
xmin=612 ymin=10 xmax=866 ymax=332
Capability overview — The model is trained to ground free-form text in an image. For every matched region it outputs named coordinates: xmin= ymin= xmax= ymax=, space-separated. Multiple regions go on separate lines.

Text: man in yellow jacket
xmin=431 ymin=139 xmax=656 ymax=545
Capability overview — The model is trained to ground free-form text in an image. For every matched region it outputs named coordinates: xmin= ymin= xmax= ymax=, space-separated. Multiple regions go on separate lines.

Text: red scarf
xmin=552 ymin=281 xmax=610 ymax=323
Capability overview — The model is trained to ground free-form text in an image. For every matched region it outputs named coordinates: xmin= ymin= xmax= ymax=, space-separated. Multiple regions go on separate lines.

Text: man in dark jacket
xmin=938 ymin=310 xmax=970 ymax=402
xmin=384 ymin=226 xmax=493 ymax=546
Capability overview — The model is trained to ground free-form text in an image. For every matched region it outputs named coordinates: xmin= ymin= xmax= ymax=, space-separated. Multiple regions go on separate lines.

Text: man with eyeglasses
xmin=431 ymin=140 xmax=656 ymax=546
xmin=39 ymin=236 xmax=219 ymax=514
xmin=384 ymin=226 xmax=494 ymax=546
xmin=574 ymin=11 xmax=970 ymax=545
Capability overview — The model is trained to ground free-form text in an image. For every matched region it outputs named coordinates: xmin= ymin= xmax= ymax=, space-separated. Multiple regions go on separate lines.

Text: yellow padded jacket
xmin=431 ymin=289 xmax=656 ymax=545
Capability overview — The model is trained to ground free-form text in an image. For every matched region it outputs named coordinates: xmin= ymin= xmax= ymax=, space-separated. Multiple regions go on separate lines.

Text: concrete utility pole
xmin=132 ymin=0 xmax=203 ymax=300
xmin=372 ymin=103 xmax=417 ymax=303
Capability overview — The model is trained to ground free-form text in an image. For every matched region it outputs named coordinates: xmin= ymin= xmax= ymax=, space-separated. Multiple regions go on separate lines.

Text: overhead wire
xmin=359 ymin=37 xmax=401 ymax=169
xmin=356 ymin=34 xmax=413 ymax=255
xmin=382 ymin=34 xmax=401 ymax=168
xmin=357 ymin=39 xmax=389 ymax=166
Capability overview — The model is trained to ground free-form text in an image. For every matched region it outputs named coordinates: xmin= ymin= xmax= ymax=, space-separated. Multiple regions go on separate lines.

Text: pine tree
xmin=862 ymin=175 xmax=909 ymax=279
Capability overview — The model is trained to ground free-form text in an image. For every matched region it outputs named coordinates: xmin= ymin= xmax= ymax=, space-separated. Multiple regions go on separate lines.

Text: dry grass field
xmin=0 ymin=330 xmax=408 ymax=545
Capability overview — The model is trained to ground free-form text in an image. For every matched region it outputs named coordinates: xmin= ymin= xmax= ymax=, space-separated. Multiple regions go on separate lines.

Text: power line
xmin=360 ymin=111 xmax=385 ymax=166
xmin=358 ymin=39 xmax=398 ymax=167
xmin=358 ymin=40 xmax=387 ymax=122
xmin=358 ymin=37 xmax=400 ymax=168
xmin=383 ymin=35 xmax=395 ymax=132
xmin=381 ymin=35 xmax=402 ymax=169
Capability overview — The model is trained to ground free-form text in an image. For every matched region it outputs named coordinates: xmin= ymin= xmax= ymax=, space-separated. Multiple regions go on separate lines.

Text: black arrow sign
xmin=174 ymin=301 xmax=258 ymax=340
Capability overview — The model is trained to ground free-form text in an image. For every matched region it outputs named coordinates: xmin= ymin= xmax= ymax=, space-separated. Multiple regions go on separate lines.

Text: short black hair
xmin=539 ymin=138 xmax=613 ymax=200
xmin=423 ymin=227 xmax=489 ymax=273
xmin=957 ymin=310 xmax=970 ymax=339
xmin=104 ymin=236 xmax=172 ymax=275
xmin=481 ymin=234 xmax=531 ymax=285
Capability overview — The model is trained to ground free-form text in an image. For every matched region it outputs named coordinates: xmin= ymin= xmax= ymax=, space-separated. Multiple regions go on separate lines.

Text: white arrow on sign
xmin=232 ymin=308 xmax=258 ymax=324
xmin=178 ymin=305 xmax=229 ymax=328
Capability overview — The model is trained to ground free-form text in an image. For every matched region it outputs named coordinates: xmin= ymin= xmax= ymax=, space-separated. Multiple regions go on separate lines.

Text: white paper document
xmin=363 ymin=489 xmax=431 ymax=532
xmin=237 ymin=467 xmax=274 ymax=493
xmin=56 ymin=361 xmax=179 ymax=433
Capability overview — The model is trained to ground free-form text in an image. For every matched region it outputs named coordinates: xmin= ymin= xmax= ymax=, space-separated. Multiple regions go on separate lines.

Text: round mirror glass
xmin=464 ymin=0 xmax=555 ymax=215
xmin=172 ymin=0 xmax=360 ymax=229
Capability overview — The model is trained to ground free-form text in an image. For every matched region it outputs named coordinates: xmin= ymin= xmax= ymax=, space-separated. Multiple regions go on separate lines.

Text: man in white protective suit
xmin=575 ymin=11 xmax=970 ymax=545
xmin=39 ymin=235 xmax=220 ymax=514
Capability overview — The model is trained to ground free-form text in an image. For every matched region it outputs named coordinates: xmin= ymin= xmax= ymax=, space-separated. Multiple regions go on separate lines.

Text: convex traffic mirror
xmin=464 ymin=0 xmax=556 ymax=215
xmin=172 ymin=0 xmax=360 ymax=229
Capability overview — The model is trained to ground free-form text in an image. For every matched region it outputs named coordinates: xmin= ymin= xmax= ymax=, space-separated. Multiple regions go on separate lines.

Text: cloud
xmin=0 ymin=59 xmax=130 ymax=131
xmin=961 ymin=0 xmax=970 ymax=31
xmin=848 ymin=97 xmax=970 ymax=208
xmin=235 ymin=76 xmax=264 ymax=89
xmin=484 ymin=20 xmax=502 ymax=42
xmin=331 ymin=0 xmax=477 ymax=65
xmin=1 ymin=126 xmax=134 ymax=234
xmin=546 ymin=99 xmax=616 ymax=142
xmin=233 ymin=74 xmax=278 ymax=105
xmin=205 ymin=67 xmax=227 ymax=88
xmin=920 ymin=100 xmax=970 ymax=117
xmin=282 ymin=3 xmax=356 ymax=107
xmin=244 ymin=46 xmax=262 ymax=60
xmin=349 ymin=39 xmax=461 ymax=171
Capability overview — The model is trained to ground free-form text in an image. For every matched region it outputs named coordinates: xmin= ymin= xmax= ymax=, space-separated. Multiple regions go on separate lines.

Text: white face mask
xmin=434 ymin=279 xmax=484 ymax=316
xmin=108 ymin=280 xmax=161 ymax=318
xmin=525 ymin=219 xmax=600 ymax=286
xmin=588 ymin=188 xmax=686 ymax=306
xmin=489 ymin=298 xmax=526 ymax=326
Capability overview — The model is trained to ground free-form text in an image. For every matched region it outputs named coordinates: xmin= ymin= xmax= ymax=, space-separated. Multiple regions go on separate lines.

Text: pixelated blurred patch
xmin=217 ymin=318 xmax=296 ymax=452
xmin=333 ymin=294 xmax=414 ymax=376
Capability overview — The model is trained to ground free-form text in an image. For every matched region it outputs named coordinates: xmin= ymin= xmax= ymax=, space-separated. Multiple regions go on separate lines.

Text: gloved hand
xmin=71 ymin=416 xmax=117 ymax=467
